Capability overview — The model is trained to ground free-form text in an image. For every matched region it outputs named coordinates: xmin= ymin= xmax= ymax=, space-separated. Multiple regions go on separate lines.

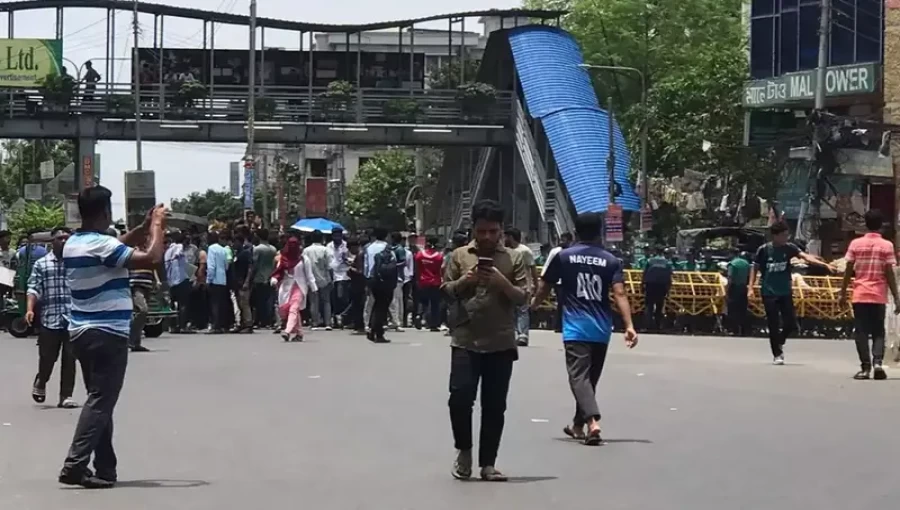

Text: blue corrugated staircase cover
xmin=508 ymin=26 xmax=640 ymax=213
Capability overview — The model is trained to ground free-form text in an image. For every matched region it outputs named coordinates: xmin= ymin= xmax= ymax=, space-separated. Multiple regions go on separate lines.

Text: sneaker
xmin=874 ymin=364 xmax=887 ymax=380
xmin=374 ymin=336 xmax=391 ymax=344
xmin=394 ymin=327 xmax=405 ymax=333
xmin=131 ymin=345 xmax=151 ymax=353
xmin=58 ymin=397 xmax=79 ymax=409
xmin=480 ymin=466 xmax=508 ymax=482
xmin=451 ymin=450 xmax=472 ymax=480
xmin=773 ymin=356 xmax=785 ymax=366
xmin=282 ymin=333 xmax=291 ymax=342
xmin=58 ymin=471 xmax=115 ymax=489
xmin=311 ymin=327 xmax=325 ymax=332
xmin=854 ymin=369 xmax=871 ymax=380
xmin=325 ymin=326 xmax=333 ymax=332
xmin=516 ymin=338 xmax=529 ymax=347
xmin=291 ymin=334 xmax=304 ymax=343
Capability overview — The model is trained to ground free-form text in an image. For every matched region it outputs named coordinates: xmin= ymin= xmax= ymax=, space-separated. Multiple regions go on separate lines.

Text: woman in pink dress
xmin=271 ymin=235 xmax=317 ymax=342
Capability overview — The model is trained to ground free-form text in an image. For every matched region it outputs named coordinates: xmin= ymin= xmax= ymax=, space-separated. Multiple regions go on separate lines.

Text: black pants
xmin=251 ymin=283 xmax=274 ymax=328
xmin=554 ymin=285 xmax=563 ymax=333
xmin=727 ymin=285 xmax=749 ymax=336
xmin=35 ymin=327 xmax=77 ymax=401
xmin=347 ymin=277 xmax=367 ymax=331
xmin=644 ymin=283 xmax=668 ymax=332
xmin=564 ymin=342 xmax=609 ymax=427
xmin=853 ymin=303 xmax=886 ymax=369
xmin=191 ymin=284 xmax=209 ymax=330
xmin=417 ymin=285 xmax=442 ymax=330
xmin=208 ymin=284 xmax=230 ymax=331
xmin=169 ymin=280 xmax=192 ymax=331
xmin=368 ymin=281 xmax=395 ymax=338
xmin=61 ymin=330 xmax=129 ymax=480
xmin=401 ymin=281 xmax=413 ymax=328
xmin=448 ymin=347 xmax=516 ymax=468
xmin=762 ymin=295 xmax=796 ymax=357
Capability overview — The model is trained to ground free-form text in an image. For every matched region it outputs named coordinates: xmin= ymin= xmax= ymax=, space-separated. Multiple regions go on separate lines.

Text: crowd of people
xmin=16 ymin=184 xmax=900 ymax=488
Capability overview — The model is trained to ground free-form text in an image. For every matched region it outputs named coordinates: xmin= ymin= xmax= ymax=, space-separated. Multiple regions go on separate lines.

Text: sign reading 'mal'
xmin=0 ymin=39 xmax=63 ymax=87
xmin=743 ymin=63 xmax=878 ymax=108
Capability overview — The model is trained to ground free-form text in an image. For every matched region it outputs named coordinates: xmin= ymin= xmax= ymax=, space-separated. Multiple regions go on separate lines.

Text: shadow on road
xmin=552 ymin=437 xmax=653 ymax=445
xmin=507 ymin=476 xmax=558 ymax=484
xmin=114 ymin=479 xmax=210 ymax=489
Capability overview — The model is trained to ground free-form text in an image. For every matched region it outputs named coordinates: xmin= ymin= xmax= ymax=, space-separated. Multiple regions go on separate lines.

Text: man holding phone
xmin=443 ymin=200 xmax=527 ymax=482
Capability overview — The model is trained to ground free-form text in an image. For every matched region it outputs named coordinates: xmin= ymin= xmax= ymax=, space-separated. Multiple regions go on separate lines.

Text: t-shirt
xmin=304 ymin=243 xmax=335 ymax=289
xmin=512 ymin=244 xmax=536 ymax=288
xmin=415 ymin=248 xmax=444 ymax=287
xmin=542 ymin=243 xmax=624 ymax=344
xmin=727 ymin=257 xmax=751 ymax=287
xmin=232 ymin=244 xmax=254 ymax=288
xmin=846 ymin=232 xmax=896 ymax=304
xmin=64 ymin=231 xmax=135 ymax=339
xmin=643 ymin=256 xmax=673 ymax=286
xmin=754 ymin=242 xmax=802 ymax=297
xmin=252 ymin=243 xmax=277 ymax=284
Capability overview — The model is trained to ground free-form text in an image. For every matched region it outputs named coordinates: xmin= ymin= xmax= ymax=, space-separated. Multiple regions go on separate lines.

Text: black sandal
xmin=584 ymin=428 xmax=603 ymax=446
xmin=32 ymin=385 xmax=46 ymax=404
xmin=563 ymin=425 xmax=585 ymax=440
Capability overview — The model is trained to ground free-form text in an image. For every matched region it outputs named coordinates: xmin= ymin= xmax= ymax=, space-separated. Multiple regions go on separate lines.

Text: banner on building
xmin=39 ymin=160 xmax=54 ymax=180
xmin=305 ymin=177 xmax=327 ymax=217
xmin=230 ymin=161 xmax=240 ymax=197
xmin=639 ymin=205 xmax=653 ymax=232
xmin=81 ymin=155 xmax=94 ymax=189
xmin=0 ymin=39 xmax=63 ymax=87
xmin=124 ymin=170 xmax=156 ymax=199
xmin=605 ymin=204 xmax=624 ymax=243
xmin=243 ymin=161 xmax=255 ymax=209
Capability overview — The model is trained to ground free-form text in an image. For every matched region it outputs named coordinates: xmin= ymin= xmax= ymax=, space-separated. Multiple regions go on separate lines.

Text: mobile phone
xmin=477 ymin=257 xmax=494 ymax=269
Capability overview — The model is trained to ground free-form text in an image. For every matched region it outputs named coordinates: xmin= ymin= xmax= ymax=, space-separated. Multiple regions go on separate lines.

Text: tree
xmin=429 ymin=59 xmax=483 ymax=89
xmin=171 ymin=189 xmax=244 ymax=221
xmin=0 ymin=140 xmax=74 ymax=207
xmin=7 ymin=201 xmax=65 ymax=243
xmin=345 ymin=149 xmax=421 ymax=231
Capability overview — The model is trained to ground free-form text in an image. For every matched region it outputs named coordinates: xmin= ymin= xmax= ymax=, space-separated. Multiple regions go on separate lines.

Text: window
xmin=308 ymin=159 xmax=327 ymax=178
xmin=749 ymin=0 xmax=882 ymax=79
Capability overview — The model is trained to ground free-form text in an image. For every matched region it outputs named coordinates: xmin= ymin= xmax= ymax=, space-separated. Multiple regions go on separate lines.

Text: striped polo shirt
xmin=63 ymin=231 xmax=135 ymax=339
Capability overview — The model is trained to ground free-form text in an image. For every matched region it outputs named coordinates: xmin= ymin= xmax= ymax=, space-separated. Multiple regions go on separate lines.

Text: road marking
xmin=308 ymin=375 xmax=321 ymax=379
xmin=531 ymin=418 xmax=550 ymax=423
xmin=636 ymin=373 xmax=645 ymax=377
xmin=670 ymin=408 xmax=678 ymax=411
xmin=2 ymin=423 xmax=10 ymax=426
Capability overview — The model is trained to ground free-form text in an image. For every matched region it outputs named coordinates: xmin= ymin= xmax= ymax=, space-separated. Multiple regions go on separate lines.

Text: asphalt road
xmin=1 ymin=329 xmax=899 ymax=510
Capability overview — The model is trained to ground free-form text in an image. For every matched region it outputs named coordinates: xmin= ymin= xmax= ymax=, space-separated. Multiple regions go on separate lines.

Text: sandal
xmin=58 ymin=398 xmax=79 ymax=409
xmin=584 ymin=428 xmax=603 ymax=446
xmin=480 ymin=466 xmax=508 ymax=482
xmin=32 ymin=385 xmax=46 ymax=404
xmin=563 ymin=425 xmax=585 ymax=440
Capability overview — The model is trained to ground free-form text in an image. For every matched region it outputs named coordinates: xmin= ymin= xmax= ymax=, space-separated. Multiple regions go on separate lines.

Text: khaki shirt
xmin=442 ymin=241 xmax=528 ymax=353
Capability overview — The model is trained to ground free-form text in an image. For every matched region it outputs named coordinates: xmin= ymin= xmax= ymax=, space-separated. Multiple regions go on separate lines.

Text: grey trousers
xmin=564 ymin=342 xmax=609 ymax=427
xmin=310 ymin=283 xmax=333 ymax=328
xmin=129 ymin=287 xmax=149 ymax=348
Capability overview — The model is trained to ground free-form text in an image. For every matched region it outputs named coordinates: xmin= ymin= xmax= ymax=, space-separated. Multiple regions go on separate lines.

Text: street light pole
xmin=132 ymin=0 xmax=143 ymax=172
xmin=246 ymin=0 xmax=257 ymax=217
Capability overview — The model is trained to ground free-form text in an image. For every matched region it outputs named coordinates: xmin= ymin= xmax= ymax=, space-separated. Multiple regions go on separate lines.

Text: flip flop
xmin=563 ymin=425 xmax=585 ymax=440
xmin=584 ymin=428 xmax=603 ymax=446
xmin=58 ymin=398 xmax=79 ymax=409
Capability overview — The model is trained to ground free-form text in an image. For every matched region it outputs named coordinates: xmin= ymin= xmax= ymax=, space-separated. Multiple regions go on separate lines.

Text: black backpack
xmin=374 ymin=246 xmax=399 ymax=284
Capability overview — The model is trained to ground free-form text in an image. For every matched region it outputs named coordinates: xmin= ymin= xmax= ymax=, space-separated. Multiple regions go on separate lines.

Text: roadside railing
xmin=0 ymin=83 xmax=514 ymax=126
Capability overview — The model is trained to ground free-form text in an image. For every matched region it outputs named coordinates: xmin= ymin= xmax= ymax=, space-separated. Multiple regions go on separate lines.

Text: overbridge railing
xmin=0 ymin=83 xmax=514 ymax=126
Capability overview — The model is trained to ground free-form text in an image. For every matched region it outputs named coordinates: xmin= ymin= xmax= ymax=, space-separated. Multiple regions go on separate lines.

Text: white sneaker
xmin=311 ymin=327 xmax=324 ymax=332
xmin=325 ymin=326 xmax=333 ymax=332
xmin=773 ymin=356 xmax=785 ymax=366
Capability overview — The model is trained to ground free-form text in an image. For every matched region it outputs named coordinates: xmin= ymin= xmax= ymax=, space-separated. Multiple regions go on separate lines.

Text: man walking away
xmin=304 ymin=231 xmax=335 ymax=331
xmin=725 ymin=250 xmax=751 ymax=336
xmin=368 ymin=233 xmax=399 ymax=343
xmin=414 ymin=236 xmax=444 ymax=331
xmin=532 ymin=213 xmax=637 ymax=445
xmin=27 ymin=227 xmax=80 ymax=408
xmin=128 ymin=241 xmax=157 ymax=353
xmin=165 ymin=232 xmax=191 ymax=334
xmin=443 ymin=200 xmax=527 ymax=482
xmin=206 ymin=232 xmax=229 ymax=334
xmin=252 ymin=229 xmax=277 ymax=329
xmin=642 ymin=248 xmax=673 ymax=333
xmin=749 ymin=221 xmax=834 ymax=365
xmin=327 ymin=228 xmax=351 ymax=328
xmin=542 ymin=233 xmax=573 ymax=333
xmin=505 ymin=228 xmax=538 ymax=346
xmin=59 ymin=186 xmax=167 ymax=489
xmin=232 ymin=232 xmax=255 ymax=333
xmin=839 ymin=210 xmax=900 ymax=380
xmin=363 ymin=228 xmax=389 ymax=329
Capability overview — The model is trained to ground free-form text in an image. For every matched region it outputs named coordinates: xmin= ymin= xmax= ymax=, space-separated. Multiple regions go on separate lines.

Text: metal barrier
xmin=1 ymin=83 xmax=514 ymax=126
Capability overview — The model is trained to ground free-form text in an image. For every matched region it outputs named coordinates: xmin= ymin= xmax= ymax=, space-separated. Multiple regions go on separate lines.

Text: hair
xmin=504 ymin=227 xmax=522 ymax=243
xmin=257 ymin=228 xmax=270 ymax=241
xmin=865 ymin=209 xmax=883 ymax=232
xmin=452 ymin=230 xmax=468 ymax=248
xmin=207 ymin=231 xmax=219 ymax=245
xmin=347 ymin=236 xmax=360 ymax=250
xmin=51 ymin=226 xmax=71 ymax=237
xmin=0 ymin=230 xmax=9 ymax=238
xmin=769 ymin=221 xmax=789 ymax=236
xmin=77 ymin=186 xmax=113 ymax=221
xmin=310 ymin=231 xmax=324 ymax=243
xmin=426 ymin=235 xmax=439 ymax=248
xmin=471 ymin=199 xmax=504 ymax=225
xmin=575 ymin=213 xmax=603 ymax=241
xmin=373 ymin=227 xmax=388 ymax=241
xmin=391 ymin=232 xmax=404 ymax=245
xmin=561 ymin=232 xmax=574 ymax=243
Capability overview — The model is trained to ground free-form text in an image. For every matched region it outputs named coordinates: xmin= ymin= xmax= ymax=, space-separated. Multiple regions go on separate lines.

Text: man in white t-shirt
xmin=327 ymin=228 xmax=351 ymax=328
xmin=504 ymin=228 xmax=539 ymax=347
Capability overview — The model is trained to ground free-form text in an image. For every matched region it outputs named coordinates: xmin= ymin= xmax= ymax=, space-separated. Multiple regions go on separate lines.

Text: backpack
xmin=374 ymin=246 xmax=399 ymax=284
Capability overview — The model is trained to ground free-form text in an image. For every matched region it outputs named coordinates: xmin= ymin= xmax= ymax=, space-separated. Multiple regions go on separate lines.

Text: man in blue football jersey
xmin=532 ymin=212 xmax=637 ymax=445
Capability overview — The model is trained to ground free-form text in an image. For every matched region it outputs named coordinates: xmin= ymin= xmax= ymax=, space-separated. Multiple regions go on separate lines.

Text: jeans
xmin=129 ymin=287 xmax=150 ymax=348
xmin=762 ymin=294 xmax=796 ymax=358
xmin=417 ymin=285 xmax=442 ymax=330
xmin=853 ymin=303 xmax=886 ymax=369
xmin=565 ymin=342 xmax=609 ymax=426
xmin=369 ymin=281 xmax=395 ymax=339
xmin=251 ymin=282 xmax=274 ymax=328
xmin=333 ymin=280 xmax=351 ymax=323
xmin=35 ymin=327 xmax=77 ymax=401
xmin=208 ymin=284 xmax=230 ymax=331
xmin=61 ymin=329 xmax=129 ymax=480
xmin=514 ymin=304 xmax=530 ymax=344
xmin=237 ymin=287 xmax=253 ymax=330
xmin=643 ymin=283 xmax=668 ymax=332
xmin=727 ymin=285 xmax=749 ymax=336
xmin=390 ymin=284 xmax=404 ymax=327
xmin=310 ymin=283 xmax=333 ymax=328
xmin=169 ymin=279 xmax=191 ymax=332
xmin=448 ymin=347 xmax=516 ymax=468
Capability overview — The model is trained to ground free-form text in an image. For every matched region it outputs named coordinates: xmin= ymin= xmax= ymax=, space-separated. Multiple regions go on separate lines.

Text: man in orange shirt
xmin=839 ymin=210 xmax=900 ymax=380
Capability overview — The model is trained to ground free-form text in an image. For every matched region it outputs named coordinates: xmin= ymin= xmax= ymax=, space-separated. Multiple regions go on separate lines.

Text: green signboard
xmin=0 ymin=39 xmax=63 ymax=87
xmin=743 ymin=63 xmax=879 ymax=108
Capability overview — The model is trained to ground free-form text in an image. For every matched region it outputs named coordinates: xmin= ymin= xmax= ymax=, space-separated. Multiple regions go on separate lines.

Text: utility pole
xmin=808 ymin=0 xmax=830 ymax=256
xmin=132 ymin=0 xmax=143 ymax=171
xmin=246 ymin=0 xmax=258 ymax=218
xmin=414 ymin=149 xmax=425 ymax=235
xmin=607 ymin=96 xmax=616 ymax=207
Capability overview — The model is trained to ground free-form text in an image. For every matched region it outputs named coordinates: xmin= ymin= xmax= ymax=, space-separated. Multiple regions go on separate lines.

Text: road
xmin=1 ymin=329 xmax=899 ymax=509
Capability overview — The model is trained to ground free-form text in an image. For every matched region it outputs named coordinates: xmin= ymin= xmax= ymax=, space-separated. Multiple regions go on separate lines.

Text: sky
xmin=5 ymin=0 xmax=520 ymax=218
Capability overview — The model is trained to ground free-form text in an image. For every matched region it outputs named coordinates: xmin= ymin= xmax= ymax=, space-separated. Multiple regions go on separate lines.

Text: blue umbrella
xmin=291 ymin=217 xmax=344 ymax=233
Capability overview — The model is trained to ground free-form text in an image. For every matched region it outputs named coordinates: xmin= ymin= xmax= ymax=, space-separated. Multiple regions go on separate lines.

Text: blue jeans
xmin=515 ymin=304 xmax=530 ymax=343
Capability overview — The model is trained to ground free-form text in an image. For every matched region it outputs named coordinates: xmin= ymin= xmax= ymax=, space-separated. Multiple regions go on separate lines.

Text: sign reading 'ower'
xmin=743 ymin=63 xmax=878 ymax=108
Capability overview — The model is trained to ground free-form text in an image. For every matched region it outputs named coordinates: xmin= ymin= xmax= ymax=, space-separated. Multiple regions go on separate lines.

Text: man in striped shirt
xmin=58 ymin=186 xmax=167 ymax=490
xmin=128 ymin=247 xmax=157 ymax=353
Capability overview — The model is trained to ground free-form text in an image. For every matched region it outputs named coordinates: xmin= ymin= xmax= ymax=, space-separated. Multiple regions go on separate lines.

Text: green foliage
xmin=7 ymin=201 xmax=65 ymax=243
xmin=325 ymin=80 xmax=355 ymax=98
xmin=429 ymin=59 xmax=482 ymax=89
xmin=38 ymin=73 xmax=77 ymax=105
xmin=0 ymin=140 xmax=74 ymax=207
xmin=383 ymin=98 xmax=421 ymax=123
xmin=171 ymin=189 xmax=244 ymax=221
xmin=345 ymin=150 xmax=420 ymax=230
xmin=254 ymin=97 xmax=278 ymax=120
xmin=173 ymin=81 xmax=207 ymax=108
